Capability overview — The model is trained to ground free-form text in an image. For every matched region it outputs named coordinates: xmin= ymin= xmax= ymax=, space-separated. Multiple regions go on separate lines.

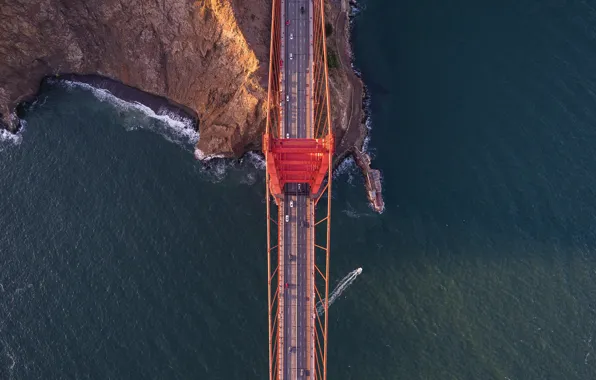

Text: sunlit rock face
xmin=0 ymin=0 xmax=362 ymax=158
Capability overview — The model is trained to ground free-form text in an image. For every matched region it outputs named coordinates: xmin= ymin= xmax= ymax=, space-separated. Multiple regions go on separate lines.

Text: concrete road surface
xmin=279 ymin=0 xmax=315 ymax=378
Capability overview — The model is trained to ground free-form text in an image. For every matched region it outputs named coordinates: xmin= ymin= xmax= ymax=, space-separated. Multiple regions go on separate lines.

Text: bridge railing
xmin=312 ymin=0 xmax=333 ymax=140
xmin=265 ymin=0 xmax=334 ymax=379
xmin=265 ymin=0 xmax=282 ymax=140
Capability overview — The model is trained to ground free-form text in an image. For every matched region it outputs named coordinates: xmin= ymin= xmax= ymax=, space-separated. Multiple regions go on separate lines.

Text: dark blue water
xmin=2 ymin=0 xmax=596 ymax=378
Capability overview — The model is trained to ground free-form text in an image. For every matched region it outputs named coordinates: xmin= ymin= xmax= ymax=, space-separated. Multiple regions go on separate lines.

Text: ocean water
xmin=2 ymin=0 xmax=596 ymax=379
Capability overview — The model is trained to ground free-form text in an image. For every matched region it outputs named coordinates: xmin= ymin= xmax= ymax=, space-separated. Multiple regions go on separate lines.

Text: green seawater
xmin=1 ymin=0 xmax=596 ymax=379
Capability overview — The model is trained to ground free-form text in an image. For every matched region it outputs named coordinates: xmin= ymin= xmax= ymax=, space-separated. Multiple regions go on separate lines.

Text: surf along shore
xmin=1 ymin=0 xmax=382 ymax=212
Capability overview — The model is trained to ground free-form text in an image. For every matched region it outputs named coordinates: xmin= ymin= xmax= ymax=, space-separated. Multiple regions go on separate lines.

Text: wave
xmin=4 ymin=79 xmax=265 ymax=186
xmin=342 ymin=208 xmax=362 ymax=218
xmin=341 ymin=202 xmax=375 ymax=218
xmin=50 ymin=78 xmax=199 ymax=150
xmin=242 ymin=151 xmax=266 ymax=171
xmin=194 ymin=148 xmax=225 ymax=161
xmin=0 ymin=129 xmax=22 ymax=146
xmin=361 ymin=87 xmax=373 ymax=153
xmin=49 ymin=79 xmax=270 ymax=184
xmin=197 ymin=151 xmax=266 ymax=184
xmin=0 ymin=118 xmax=25 ymax=151
xmin=333 ymin=156 xmax=359 ymax=186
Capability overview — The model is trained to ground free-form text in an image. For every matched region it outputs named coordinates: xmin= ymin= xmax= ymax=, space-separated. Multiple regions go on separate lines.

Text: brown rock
xmin=0 ymin=0 xmax=366 ymax=161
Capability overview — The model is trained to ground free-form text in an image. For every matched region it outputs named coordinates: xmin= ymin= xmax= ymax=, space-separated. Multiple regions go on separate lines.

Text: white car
xmin=285 ymin=215 xmax=289 ymax=223
xmin=290 ymin=53 xmax=293 ymax=60
xmin=290 ymin=33 xmax=293 ymax=40
xmin=298 ymin=184 xmax=301 ymax=191
xmin=290 ymin=201 xmax=294 ymax=208
xmin=286 ymin=95 xmax=289 ymax=102
xmin=286 ymin=133 xmax=290 ymax=138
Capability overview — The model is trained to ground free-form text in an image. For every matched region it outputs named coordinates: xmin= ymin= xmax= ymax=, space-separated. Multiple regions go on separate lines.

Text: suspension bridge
xmin=263 ymin=0 xmax=334 ymax=379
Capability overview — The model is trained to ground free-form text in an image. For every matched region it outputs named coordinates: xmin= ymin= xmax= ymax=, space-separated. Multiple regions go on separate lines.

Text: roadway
xmin=280 ymin=0 xmax=315 ymax=378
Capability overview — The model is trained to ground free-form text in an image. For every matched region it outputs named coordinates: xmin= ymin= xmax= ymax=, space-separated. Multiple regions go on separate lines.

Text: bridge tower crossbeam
xmin=264 ymin=0 xmax=334 ymax=379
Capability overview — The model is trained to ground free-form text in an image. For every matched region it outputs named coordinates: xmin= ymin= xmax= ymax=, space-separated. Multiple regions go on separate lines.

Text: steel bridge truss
xmin=265 ymin=178 xmax=332 ymax=380
xmin=264 ymin=0 xmax=334 ymax=378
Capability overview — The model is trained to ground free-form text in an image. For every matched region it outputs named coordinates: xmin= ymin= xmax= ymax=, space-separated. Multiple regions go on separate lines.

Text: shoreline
xmin=1 ymin=1 xmax=383 ymax=213
xmin=11 ymin=74 xmax=199 ymax=134
xmin=330 ymin=0 xmax=385 ymax=213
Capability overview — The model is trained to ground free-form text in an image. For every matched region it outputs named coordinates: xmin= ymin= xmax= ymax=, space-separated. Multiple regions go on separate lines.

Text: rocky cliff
xmin=0 ymin=0 xmax=366 ymax=161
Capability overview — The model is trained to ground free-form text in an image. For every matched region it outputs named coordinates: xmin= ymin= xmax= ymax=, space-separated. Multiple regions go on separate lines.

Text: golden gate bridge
xmin=263 ymin=0 xmax=334 ymax=378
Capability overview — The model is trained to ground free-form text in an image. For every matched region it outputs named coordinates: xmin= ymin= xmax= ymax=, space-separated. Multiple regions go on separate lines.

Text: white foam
xmin=239 ymin=153 xmax=265 ymax=185
xmin=28 ymin=95 xmax=48 ymax=111
xmin=316 ymin=267 xmax=363 ymax=315
xmin=342 ymin=208 xmax=362 ymax=218
xmin=349 ymin=0 xmax=367 ymax=21
xmin=43 ymin=79 xmax=270 ymax=185
xmin=342 ymin=201 xmax=376 ymax=218
xmin=192 ymin=149 xmax=266 ymax=184
xmin=0 ymin=118 xmax=25 ymax=150
xmin=55 ymin=79 xmax=199 ymax=149
xmin=239 ymin=172 xmax=257 ymax=186
xmin=346 ymin=1 xmax=375 ymax=155
xmin=0 ymin=129 xmax=22 ymax=146
xmin=242 ymin=151 xmax=266 ymax=171
xmin=333 ymin=156 xmax=357 ymax=185
xmin=361 ymin=89 xmax=373 ymax=153
xmin=204 ymin=159 xmax=229 ymax=183
xmin=194 ymin=148 xmax=225 ymax=161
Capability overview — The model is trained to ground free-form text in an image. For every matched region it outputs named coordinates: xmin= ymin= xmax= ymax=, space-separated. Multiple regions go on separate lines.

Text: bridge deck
xmin=278 ymin=0 xmax=315 ymax=378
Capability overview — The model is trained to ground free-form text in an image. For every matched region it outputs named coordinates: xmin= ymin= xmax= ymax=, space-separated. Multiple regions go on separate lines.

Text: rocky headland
xmin=0 ymin=0 xmax=382 ymax=211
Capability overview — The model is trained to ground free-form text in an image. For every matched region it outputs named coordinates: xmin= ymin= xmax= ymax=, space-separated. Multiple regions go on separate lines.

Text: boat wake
xmin=316 ymin=267 xmax=363 ymax=315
